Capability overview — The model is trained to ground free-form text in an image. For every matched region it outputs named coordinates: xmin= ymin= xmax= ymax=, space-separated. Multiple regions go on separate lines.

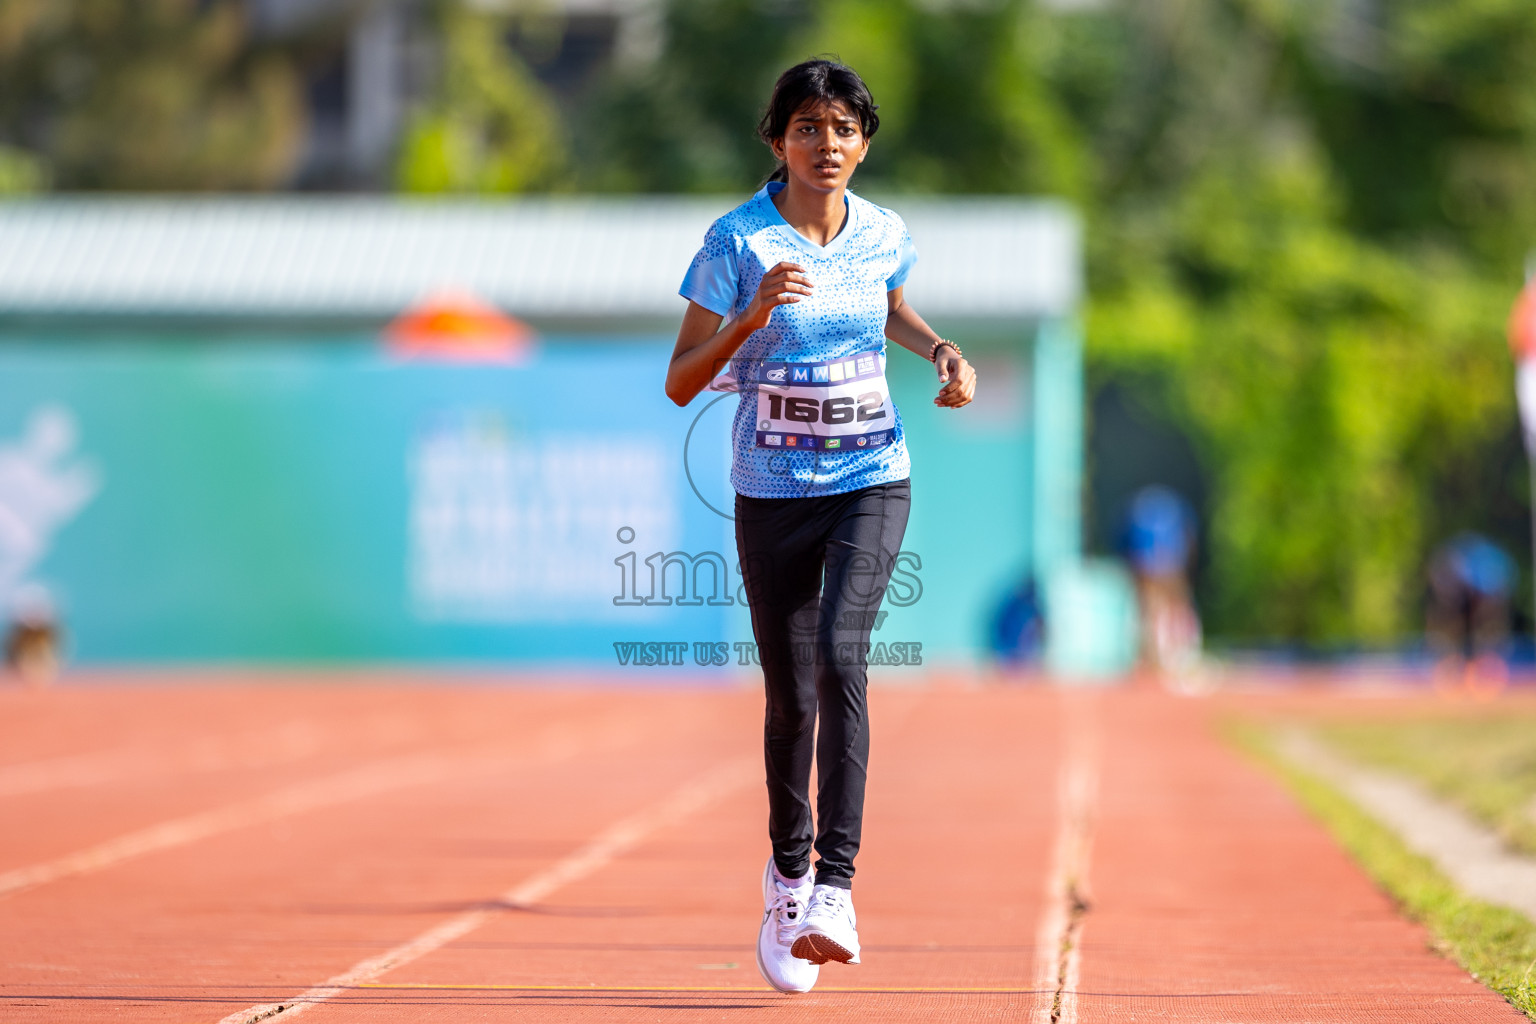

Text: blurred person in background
xmin=990 ymin=578 xmax=1044 ymax=672
xmin=1427 ymin=531 xmax=1515 ymax=696
xmin=666 ymin=59 xmax=976 ymax=994
xmin=1121 ymin=485 xmax=1201 ymax=680
xmin=5 ymin=583 xmax=61 ymax=689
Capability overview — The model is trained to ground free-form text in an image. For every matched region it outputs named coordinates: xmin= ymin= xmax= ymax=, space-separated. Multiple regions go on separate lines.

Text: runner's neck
xmin=771 ymin=183 xmax=849 ymax=248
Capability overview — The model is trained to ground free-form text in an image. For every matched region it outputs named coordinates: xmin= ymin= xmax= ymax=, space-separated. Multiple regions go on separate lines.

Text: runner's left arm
xmin=885 ymin=287 xmax=977 ymax=409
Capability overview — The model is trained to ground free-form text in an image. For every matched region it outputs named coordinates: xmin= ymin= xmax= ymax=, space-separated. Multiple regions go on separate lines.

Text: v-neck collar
xmin=757 ymin=181 xmax=858 ymax=258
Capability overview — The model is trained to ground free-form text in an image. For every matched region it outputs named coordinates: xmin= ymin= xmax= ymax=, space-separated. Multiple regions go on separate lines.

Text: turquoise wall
xmin=0 ymin=331 xmax=1042 ymax=668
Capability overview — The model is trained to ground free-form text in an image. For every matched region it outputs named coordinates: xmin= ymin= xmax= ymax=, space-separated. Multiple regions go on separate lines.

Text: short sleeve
xmin=886 ymin=228 xmax=917 ymax=291
xmin=679 ymin=220 xmax=741 ymax=317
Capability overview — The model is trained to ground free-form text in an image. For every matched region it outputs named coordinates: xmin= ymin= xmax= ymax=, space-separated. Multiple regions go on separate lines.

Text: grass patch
xmin=1317 ymin=714 xmax=1536 ymax=857
xmin=1228 ymin=721 xmax=1536 ymax=1020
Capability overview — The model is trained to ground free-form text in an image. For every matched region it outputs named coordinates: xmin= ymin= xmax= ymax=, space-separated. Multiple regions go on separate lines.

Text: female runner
xmin=665 ymin=58 xmax=976 ymax=994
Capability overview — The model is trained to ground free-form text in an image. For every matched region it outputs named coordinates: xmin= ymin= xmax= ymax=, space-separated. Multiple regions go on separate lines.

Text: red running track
xmin=0 ymin=675 xmax=1524 ymax=1023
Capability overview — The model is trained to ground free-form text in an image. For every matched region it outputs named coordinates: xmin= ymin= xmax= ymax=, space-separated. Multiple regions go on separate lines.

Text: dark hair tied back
xmin=757 ymin=59 xmax=879 ymax=184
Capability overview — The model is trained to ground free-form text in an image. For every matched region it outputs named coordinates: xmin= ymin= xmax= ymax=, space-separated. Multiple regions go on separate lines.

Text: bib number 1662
xmin=766 ymin=392 xmax=887 ymax=425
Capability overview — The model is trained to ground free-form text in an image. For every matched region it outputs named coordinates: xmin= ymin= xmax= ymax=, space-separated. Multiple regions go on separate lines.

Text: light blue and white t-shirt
xmin=679 ymin=181 xmax=916 ymax=499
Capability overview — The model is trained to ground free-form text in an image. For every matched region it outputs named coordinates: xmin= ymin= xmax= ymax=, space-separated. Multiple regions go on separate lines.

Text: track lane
xmin=0 ymin=686 xmax=757 ymax=1023
xmin=1072 ymin=691 xmax=1526 ymax=1023
xmin=306 ymin=684 xmax=1060 ymax=1022
xmin=0 ymin=712 xmax=648 ymax=900
xmin=0 ymin=686 xmax=597 ymax=868
xmin=218 ymin=756 xmax=760 ymax=1024
xmin=7 ymin=679 xmax=1528 ymax=1024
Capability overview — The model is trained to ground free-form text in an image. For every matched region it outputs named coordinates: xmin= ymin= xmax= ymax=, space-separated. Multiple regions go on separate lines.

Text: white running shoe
xmin=791 ymin=884 xmax=861 ymax=965
xmin=756 ymin=858 xmax=819 ymax=993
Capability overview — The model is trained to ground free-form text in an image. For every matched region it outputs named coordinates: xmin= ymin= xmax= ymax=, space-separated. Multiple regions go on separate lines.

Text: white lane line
xmin=217 ymin=756 xmax=757 ymax=1024
xmin=0 ymin=709 xmax=442 ymax=800
xmin=1033 ymin=691 xmax=1101 ymax=1024
xmin=0 ymin=720 xmax=330 ymax=798
xmin=0 ymin=716 xmax=639 ymax=900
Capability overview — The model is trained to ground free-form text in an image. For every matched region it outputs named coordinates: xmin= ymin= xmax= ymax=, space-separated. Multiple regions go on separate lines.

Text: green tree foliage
xmin=1297 ymin=0 xmax=1536 ymax=268
xmin=573 ymin=0 xmax=801 ymax=192
xmin=1090 ymin=151 xmax=1512 ymax=642
xmin=1060 ymin=0 xmax=1531 ymax=644
xmin=0 ymin=145 xmax=46 ymax=194
xmin=576 ymin=0 xmax=1082 ymax=197
xmin=582 ymin=0 xmax=1533 ymax=645
xmin=396 ymin=1 xmax=566 ymax=194
xmin=0 ymin=0 xmax=304 ymax=189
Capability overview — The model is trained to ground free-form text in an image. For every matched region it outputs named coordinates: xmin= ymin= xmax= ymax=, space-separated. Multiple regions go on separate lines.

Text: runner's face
xmin=772 ymin=100 xmax=868 ymax=193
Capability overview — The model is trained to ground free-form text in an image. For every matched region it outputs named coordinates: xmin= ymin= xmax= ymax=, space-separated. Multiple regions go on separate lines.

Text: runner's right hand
xmin=739 ymin=262 xmax=813 ymax=333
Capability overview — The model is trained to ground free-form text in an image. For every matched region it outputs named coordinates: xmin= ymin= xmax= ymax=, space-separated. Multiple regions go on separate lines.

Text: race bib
xmin=752 ymin=354 xmax=894 ymax=452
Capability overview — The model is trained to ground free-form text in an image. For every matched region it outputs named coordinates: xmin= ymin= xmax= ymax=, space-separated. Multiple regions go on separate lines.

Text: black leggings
xmin=735 ymin=479 xmax=911 ymax=889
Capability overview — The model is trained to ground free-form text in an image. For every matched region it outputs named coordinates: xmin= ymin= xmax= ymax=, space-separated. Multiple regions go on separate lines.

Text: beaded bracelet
xmin=928 ymin=338 xmax=963 ymax=363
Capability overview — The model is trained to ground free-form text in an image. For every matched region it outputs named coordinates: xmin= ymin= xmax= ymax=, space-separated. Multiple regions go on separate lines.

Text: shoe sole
xmin=791 ymin=931 xmax=857 ymax=965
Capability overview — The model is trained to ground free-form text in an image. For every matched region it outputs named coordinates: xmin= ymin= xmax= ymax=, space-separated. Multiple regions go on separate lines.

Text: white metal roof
xmin=0 ymin=197 xmax=1079 ymax=320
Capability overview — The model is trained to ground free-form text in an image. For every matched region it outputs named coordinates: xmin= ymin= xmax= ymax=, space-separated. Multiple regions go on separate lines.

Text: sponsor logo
xmin=812 ymin=366 xmax=830 ymax=382
xmin=766 ymin=367 xmax=787 ymax=382
xmin=825 ymin=438 xmax=841 ymax=449
xmin=871 ymin=432 xmax=888 ymax=444
xmin=785 ymin=436 xmax=798 ymax=447
xmin=792 ymin=367 xmax=810 ymax=382
xmin=856 ymin=355 xmax=876 ymax=375
xmin=765 ymin=434 xmax=782 ymax=445
xmin=842 ymin=359 xmax=857 ymax=379
xmin=856 ymin=436 xmax=868 ymax=447
xmin=828 ymin=362 xmax=846 ymax=382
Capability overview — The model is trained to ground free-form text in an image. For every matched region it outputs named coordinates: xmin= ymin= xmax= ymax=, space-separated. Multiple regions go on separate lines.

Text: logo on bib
xmin=792 ymin=367 xmax=809 ymax=382
xmin=825 ymin=438 xmax=841 ymax=449
xmin=765 ymin=434 xmax=782 ymax=446
xmin=785 ymin=436 xmax=798 ymax=447
xmin=856 ymin=436 xmax=868 ymax=447
xmin=766 ymin=367 xmax=787 ymax=382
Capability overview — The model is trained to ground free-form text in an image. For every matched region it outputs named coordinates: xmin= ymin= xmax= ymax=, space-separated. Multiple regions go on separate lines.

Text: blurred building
xmin=246 ymin=0 xmax=660 ymax=188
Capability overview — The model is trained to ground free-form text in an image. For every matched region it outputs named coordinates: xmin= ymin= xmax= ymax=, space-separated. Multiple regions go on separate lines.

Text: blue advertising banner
xmin=0 ymin=332 xmax=1035 ymax=668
